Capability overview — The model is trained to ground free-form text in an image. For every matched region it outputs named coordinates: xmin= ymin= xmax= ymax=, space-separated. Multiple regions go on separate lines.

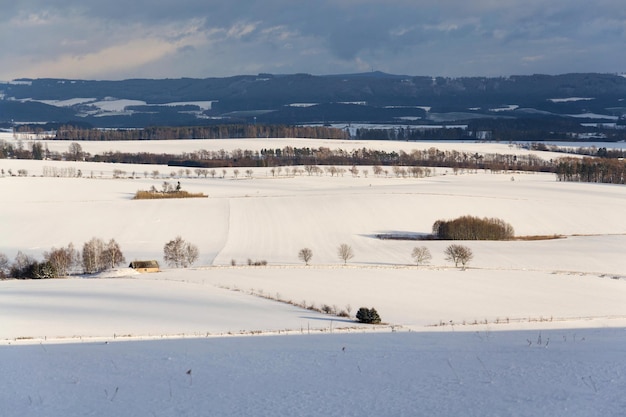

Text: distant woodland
xmin=2 ymin=129 xmax=625 ymax=184
xmin=51 ymin=124 xmax=349 ymax=141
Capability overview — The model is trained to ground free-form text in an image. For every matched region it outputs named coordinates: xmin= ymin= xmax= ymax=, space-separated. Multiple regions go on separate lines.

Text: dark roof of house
xmin=129 ymin=260 xmax=160 ymax=269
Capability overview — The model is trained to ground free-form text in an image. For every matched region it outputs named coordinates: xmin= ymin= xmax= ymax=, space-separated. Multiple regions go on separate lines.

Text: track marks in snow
xmin=208 ymin=199 xmax=232 ymax=265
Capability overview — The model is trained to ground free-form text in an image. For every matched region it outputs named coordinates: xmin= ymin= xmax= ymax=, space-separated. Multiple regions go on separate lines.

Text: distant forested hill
xmin=2 ymin=73 xmax=625 ymax=139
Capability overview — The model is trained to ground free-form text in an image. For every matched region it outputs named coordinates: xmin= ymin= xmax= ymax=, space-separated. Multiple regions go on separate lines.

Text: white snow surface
xmin=161 ymin=101 xmax=215 ymax=110
xmin=37 ymin=98 xmax=98 ymax=107
xmin=90 ymin=98 xmax=146 ymax=112
xmin=548 ymin=97 xmax=595 ymax=103
xmin=567 ymin=113 xmax=619 ymax=120
xmin=2 ymin=138 xmax=626 ymax=416
xmin=489 ymin=104 xmax=519 ymax=112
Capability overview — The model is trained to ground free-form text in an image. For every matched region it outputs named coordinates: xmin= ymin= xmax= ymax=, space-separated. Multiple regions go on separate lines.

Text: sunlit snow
xmin=1 ymin=135 xmax=626 ymax=416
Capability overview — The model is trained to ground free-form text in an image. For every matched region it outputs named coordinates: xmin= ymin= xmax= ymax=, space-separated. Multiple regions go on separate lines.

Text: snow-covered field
xmin=1 ymin=136 xmax=626 ymax=416
xmin=3 ymin=132 xmax=573 ymax=158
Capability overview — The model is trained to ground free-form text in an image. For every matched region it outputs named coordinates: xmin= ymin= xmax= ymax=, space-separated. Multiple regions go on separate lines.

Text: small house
xmin=129 ymin=260 xmax=160 ymax=273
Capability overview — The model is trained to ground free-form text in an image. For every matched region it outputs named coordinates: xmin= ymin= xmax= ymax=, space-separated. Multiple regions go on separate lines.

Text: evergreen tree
xmin=356 ymin=307 xmax=381 ymax=324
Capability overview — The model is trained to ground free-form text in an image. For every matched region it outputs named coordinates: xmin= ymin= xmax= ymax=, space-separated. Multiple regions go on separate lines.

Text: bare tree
xmin=11 ymin=251 xmax=34 ymax=275
xmin=162 ymin=181 xmax=173 ymax=193
xmin=82 ymin=237 xmax=106 ymax=274
xmin=44 ymin=243 xmax=80 ymax=277
xmin=81 ymin=237 xmax=124 ymax=273
xmin=444 ymin=244 xmax=473 ymax=269
xmin=411 ymin=246 xmax=432 ymax=267
xmin=103 ymin=239 xmax=126 ymax=269
xmin=184 ymin=242 xmax=199 ymax=267
xmin=0 ymin=253 xmax=9 ymax=278
xmin=164 ymin=236 xmax=199 ymax=268
xmin=298 ymin=248 xmax=313 ymax=266
xmin=67 ymin=142 xmax=83 ymax=161
xmin=337 ymin=243 xmax=354 ymax=264
xmin=164 ymin=237 xmax=184 ymax=268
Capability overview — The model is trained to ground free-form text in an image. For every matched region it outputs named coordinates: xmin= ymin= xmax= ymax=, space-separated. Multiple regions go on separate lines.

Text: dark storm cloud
xmin=1 ymin=0 xmax=625 ymax=80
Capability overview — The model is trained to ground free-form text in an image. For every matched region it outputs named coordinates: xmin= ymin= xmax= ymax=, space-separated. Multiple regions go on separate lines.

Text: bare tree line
xmin=555 ymin=157 xmax=626 ymax=184
xmin=294 ymin=243 xmax=472 ymax=269
xmin=0 ymin=235 xmax=203 ymax=279
xmin=5 ymin=136 xmax=626 ymax=184
xmin=0 ymin=140 xmax=553 ymax=173
xmin=0 ymin=238 xmax=125 ymax=279
xmin=51 ymin=125 xmax=349 ymax=141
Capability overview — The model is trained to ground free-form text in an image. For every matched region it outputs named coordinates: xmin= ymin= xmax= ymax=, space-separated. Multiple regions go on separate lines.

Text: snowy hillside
xmin=1 ymin=136 xmax=626 ymax=416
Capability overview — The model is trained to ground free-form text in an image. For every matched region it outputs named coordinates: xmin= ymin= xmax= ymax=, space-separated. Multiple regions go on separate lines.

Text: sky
xmin=1 ymin=0 xmax=625 ymax=81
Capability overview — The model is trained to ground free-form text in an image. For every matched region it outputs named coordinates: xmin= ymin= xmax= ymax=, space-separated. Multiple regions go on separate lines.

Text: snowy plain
xmin=1 ymin=134 xmax=626 ymax=416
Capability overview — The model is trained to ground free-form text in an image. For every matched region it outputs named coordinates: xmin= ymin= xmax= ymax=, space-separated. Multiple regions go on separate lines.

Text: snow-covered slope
xmin=3 ymin=329 xmax=625 ymax=417
xmin=3 ymin=165 xmax=626 ymax=266
xmin=1 ymin=138 xmax=626 ymax=416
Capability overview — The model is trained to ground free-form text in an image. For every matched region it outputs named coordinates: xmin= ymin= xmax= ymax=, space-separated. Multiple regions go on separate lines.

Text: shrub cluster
xmin=432 ymin=215 xmax=514 ymax=240
xmin=8 ymin=254 xmax=57 ymax=279
xmin=356 ymin=307 xmax=382 ymax=324
xmin=133 ymin=190 xmax=208 ymax=199
xmin=134 ymin=182 xmax=207 ymax=200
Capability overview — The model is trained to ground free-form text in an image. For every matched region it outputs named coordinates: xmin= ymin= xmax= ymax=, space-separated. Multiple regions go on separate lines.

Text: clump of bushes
xmin=320 ymin=304 xmax=351 ymax=317
xmin=432 ymin=215 xmax=514 ymax=240
xmin=247 ymin=259 xmax=268 ymax=266
xmin=9 ymin=255 xmax=56 ymax=279
xmin=133 ymin=181 xmax=207 ymax=200
xmin=356 ymin=307 xmax=382 ymax=324
xmin=133 ymin=190 xmax=207 ymax=200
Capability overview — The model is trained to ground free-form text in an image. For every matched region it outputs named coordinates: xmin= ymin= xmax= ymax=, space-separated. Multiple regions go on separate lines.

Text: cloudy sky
xmin=1 ymin=0 xmax=625 ymax=80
